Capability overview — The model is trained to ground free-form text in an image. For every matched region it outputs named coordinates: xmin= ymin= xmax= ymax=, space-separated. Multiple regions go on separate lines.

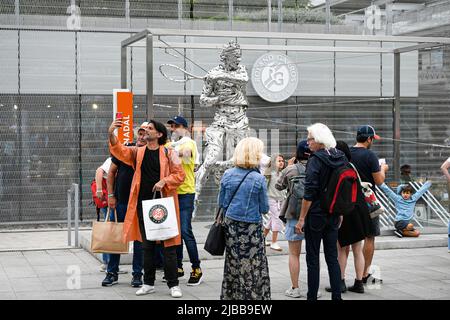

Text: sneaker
xmin=170 ymin=286 xmax=183 ymax=298
xmin=265 ymin=239 xmax=271 ymax=246
xmin=99 ymin=264 xmax=107 ymax=273
xmin=270 ymin=242 xmax=282 ymax=252
xmin=131 ymin=274 xmax=143 ymax=288
xmin=187 ymin=268 xmax=203 ymax=286
xmin=101 ymin=272 xmax=118 ymax=287
xmin=362 ymin=274 xmax=383 ymax=285
xmin=325 ymin=279 xmax=347 ymax=293
xmin=394 ymin=229 xmax=403 ymax=238
xmin=285 ymin=287 xmax=302 ymax=298
xmin=136 ymin=284 xmax=155 ymax=296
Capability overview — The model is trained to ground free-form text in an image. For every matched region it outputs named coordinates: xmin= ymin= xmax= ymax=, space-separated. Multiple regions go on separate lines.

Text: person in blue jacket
xmin=379 ymin=181 xmax=432 ymax=238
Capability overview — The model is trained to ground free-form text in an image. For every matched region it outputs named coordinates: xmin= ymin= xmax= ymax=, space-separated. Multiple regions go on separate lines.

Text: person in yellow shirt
xmin=167 ymin=116 xmax=203 ymax=286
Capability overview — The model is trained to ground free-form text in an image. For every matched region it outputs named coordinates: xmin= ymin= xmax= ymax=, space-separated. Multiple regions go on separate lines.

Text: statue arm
xmin=213 ymin=67 xmax=248 ymax=84
xmin=199 ymin=76 xmax=220 ymax=107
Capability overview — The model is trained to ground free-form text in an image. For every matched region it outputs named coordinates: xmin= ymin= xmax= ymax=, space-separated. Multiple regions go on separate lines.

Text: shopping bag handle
xmin=105 ymin=207 xmax=119 ymax=223
xmin=152 ymin=190 xmax=164 ymax=199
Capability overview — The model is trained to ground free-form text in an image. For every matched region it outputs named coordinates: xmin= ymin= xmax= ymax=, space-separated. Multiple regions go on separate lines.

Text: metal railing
xmin=410 ymin=181 xmax=450 ymax=225
xmin=67 ymin=183 xmax=80 ymax=247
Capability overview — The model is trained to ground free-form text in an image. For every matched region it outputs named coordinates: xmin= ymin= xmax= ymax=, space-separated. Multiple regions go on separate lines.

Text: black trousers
xmin=305 ymin=213 xmax=342 ymax=301
xmin=137 ymin=203 xmax=178 ymax=288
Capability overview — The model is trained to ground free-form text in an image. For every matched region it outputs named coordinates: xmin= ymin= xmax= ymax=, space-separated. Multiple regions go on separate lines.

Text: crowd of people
xmin=96 ymin=117 xmax=438 ymax=300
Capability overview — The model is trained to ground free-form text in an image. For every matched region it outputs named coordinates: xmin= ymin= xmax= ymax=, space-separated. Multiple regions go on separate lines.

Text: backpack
xmin=318 ymin=160 xmax=358 ymax=216
xmin=288 ymin=162 xmax=306 ymax=202
xmin=280 ymin=162 xmax=306 ymax=221
xmin=91 ymin=178 xmax=108 ymax=209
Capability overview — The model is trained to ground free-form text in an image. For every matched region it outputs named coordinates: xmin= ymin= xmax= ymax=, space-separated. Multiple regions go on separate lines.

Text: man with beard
xmin=349 ymin=125 xmax=389 ymax=286
xmin=108 ymin=118 xmax=186 ymax=298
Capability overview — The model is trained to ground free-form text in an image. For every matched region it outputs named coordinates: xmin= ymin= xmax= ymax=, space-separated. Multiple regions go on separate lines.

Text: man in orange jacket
xmin=108 ymin=118 xmax=185 ymax=298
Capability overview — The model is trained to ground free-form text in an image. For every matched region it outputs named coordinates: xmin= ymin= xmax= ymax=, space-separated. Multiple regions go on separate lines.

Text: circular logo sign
xmin=148 ymin=204 xmax=168 ymax=224
xmin=251 ymin=53 xmax=299 ymax=103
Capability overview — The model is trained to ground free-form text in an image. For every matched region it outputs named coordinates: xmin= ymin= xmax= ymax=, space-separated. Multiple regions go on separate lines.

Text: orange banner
xmin=113 ymin=90 xmax=133 ymax=145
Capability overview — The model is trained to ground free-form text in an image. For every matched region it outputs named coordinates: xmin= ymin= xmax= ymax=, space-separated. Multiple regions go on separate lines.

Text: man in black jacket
xmin=295 ymin=123 xmax=346 ymax=301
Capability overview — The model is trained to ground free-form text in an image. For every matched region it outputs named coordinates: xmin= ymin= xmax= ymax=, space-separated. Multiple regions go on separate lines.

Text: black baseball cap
xmin=297 ymin=140 xmax=312 ymax=160
xmin=167 ymin=116 xmax=188 ymax=128
xmin=357 ymin=125 xmax=380 ymax=140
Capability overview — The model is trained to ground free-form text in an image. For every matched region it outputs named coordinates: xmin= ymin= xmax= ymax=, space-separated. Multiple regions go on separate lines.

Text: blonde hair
xmin=307 ymin=123 xmax=336 ymax=149
xmin=233 ymin=137 xmax=264 ymax=169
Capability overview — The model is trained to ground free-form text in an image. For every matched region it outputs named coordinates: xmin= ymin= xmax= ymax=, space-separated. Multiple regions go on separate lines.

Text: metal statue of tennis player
xmin=159 ymin=41 xmax=250 ymax=216
xmin=195 ymin=41 xmax=250 ymax=212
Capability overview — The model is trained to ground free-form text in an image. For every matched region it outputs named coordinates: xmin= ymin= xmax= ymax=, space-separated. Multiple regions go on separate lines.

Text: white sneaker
xmin=285 ymin=287 xmax=302 ymax=298
xmin=99 ymin=264 xmax=106 ymax=272
xmin=170 ymin=286 xmax=183 ymax=298
xmin=136 ymin=285 xmax=155 ymax=296
xmin=317 ymin=291 xmax=322 ymax=299
xmin=265 ymin=240 xmax=271 ymax=246
xmin=270 ymin=242 xmax=282 ymax=251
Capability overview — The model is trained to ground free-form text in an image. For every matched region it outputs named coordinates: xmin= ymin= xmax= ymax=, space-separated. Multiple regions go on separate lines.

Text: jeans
xmin=176 ymin=193 xmax=201 ymax=270
xmin=137 ymin=203 xmax=178 ymax=288
xmin=100 ymin=207 xmax=110 ymax=265
xmin=106 ymin=203 xmax=143 ymax=276
xmin=305 ymin=213 xmax=342 ymax=301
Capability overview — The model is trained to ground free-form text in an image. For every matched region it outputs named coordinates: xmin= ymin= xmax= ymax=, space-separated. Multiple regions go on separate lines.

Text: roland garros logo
xmin=148 ymin=205 xmax=168 ymax=224
xmin=251 ymin=53 xmax=299 ymax=103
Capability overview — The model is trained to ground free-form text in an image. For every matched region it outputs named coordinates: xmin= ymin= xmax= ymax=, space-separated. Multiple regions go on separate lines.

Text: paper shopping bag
xmin=142 ymin=196 xmax=179 ymax=241
xmin=91 ymin=208 xmax=129 ymax=254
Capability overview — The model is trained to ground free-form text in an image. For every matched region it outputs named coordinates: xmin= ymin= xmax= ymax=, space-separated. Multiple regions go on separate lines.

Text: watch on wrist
xmin=108 ymin=194 xmax=115 ymax=198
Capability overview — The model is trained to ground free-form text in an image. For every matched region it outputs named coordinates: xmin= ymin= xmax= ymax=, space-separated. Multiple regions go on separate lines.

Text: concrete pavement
xmin=0 ymin=246 xmax=449 ymax=300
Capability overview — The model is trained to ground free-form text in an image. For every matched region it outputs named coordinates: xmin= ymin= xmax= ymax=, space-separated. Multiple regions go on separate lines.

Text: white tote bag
xmin=142 ymin=194 xmax=179 ymax=241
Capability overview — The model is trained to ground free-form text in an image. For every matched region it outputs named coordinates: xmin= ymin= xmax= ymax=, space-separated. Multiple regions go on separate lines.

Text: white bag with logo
xmin=142 ymin=194 xmax=179 ymax=241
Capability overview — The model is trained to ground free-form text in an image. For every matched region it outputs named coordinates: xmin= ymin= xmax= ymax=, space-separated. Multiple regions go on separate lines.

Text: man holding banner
xmin=108 ymin=118 xmax=186 ymax=298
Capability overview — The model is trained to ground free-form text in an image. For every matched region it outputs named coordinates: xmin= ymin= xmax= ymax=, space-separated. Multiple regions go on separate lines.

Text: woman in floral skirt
xmin=218 ymin=137 xmax=271 ymax=300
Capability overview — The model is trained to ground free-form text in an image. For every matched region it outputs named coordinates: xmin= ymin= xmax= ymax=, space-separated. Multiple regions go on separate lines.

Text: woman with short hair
xmin=219 ymin=137 xmax=271 ymax=300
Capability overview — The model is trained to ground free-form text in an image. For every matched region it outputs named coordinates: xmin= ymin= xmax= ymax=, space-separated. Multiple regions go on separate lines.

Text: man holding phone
xmin=108 ymin=117 xmax=186 ymax=298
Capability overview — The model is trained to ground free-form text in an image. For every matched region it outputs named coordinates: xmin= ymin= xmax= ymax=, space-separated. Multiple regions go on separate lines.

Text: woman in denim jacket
xmin=219 ymin=137 xmax=270 ymax=300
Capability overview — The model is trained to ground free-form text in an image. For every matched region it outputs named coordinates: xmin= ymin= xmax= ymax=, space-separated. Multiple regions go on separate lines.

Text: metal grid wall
xmin=2 ymin=92 xmax=450 ymax=222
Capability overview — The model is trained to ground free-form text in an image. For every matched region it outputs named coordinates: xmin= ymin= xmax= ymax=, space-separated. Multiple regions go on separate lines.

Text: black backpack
xmin=316 ymin=158 xmax=358 ymax=216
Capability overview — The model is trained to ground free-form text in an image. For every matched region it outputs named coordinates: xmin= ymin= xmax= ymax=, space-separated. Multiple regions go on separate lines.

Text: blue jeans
xmin=176 ymin=193 xmax=201 ymax=270
xmin=304 ymin=214 xmax=342 ymax=301
xmin=100 ymin=207 xmax=110 ymax=265
xmin=106 ymin=203 xmax=143 ymax=276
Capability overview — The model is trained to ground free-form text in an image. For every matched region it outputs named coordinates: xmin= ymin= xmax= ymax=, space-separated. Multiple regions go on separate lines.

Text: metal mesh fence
xmin=1 ymin=3 xmax=450 ymax=223
xmin=0 ymin=0 xmax=348 ymax=33
xmin=2 ymin=92 xmax=450 ymax=223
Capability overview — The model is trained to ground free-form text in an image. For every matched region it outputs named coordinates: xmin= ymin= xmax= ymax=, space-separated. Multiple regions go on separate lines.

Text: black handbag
xmin=204 ymin=170 xmax=254 ymax=256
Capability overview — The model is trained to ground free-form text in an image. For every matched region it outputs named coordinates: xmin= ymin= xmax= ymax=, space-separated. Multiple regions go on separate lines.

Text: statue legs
xmin=193 ymin=126 xmax=225 ymax=217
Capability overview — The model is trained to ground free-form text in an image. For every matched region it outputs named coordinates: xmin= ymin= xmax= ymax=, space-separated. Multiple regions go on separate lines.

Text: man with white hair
xmin=295 ymin=123 xmax=347 ymax=301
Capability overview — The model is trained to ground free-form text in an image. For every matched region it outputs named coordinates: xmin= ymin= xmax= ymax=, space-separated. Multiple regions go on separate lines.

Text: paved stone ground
xmin=0 ymin=247 xmax=449 ymax=300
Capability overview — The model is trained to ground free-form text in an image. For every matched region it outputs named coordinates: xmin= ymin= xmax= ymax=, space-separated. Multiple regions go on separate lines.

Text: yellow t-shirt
xmin=170 ymin=138 xmax=197 ymax=194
